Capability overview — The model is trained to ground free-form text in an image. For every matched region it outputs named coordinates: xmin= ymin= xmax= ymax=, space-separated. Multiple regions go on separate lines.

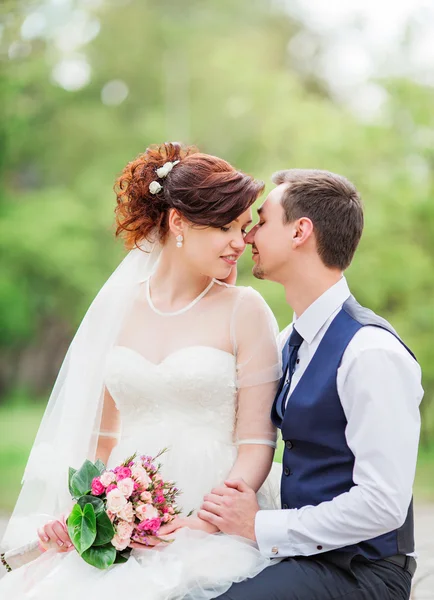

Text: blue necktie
xmin=276 ymin=327 xmax=304 ymax=420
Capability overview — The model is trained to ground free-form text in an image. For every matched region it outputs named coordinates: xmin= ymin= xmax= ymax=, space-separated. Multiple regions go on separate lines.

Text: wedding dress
xmin=0 ymin=274 xmax=282 ymax=599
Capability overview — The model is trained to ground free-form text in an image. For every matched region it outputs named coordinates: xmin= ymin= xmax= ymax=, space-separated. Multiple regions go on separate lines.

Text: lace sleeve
xmin=230 ymin=287 xmax=282 ymax=448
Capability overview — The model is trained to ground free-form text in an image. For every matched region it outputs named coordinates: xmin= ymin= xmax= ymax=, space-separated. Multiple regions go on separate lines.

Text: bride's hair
xmin=114 ymin=142 xmax=264 ymax=248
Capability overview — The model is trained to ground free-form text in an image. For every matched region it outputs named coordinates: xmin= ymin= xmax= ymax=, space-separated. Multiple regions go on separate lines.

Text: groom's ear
xmin=292 ymin=217 xmax=314 ymax=247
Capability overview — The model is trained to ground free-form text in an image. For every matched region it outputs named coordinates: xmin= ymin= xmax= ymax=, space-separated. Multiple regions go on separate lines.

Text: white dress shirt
xmin=255 ymin=277 xmax=423 ymax=558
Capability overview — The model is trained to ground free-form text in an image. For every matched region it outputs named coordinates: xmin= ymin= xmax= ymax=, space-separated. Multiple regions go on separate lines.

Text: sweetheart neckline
xmin=112 ymin=344 xmax=236 ymax=367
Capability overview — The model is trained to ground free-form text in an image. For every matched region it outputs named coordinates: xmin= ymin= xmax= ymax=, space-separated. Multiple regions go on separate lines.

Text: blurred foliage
xmin=0 ymin=0 xmax=433 ymax=445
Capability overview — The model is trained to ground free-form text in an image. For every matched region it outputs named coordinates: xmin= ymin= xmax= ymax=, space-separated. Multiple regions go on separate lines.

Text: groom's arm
xmin=255 ymin=327 xmax=423 ymax=558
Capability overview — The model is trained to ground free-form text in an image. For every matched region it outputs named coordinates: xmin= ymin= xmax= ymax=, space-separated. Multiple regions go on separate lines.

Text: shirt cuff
xmin=255 ymin=509 xmax=295 ymax=558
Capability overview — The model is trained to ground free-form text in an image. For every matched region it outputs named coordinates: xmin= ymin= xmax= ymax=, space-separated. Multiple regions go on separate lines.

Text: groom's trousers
xmin=215 ymin=553 xmax=414 ymax=600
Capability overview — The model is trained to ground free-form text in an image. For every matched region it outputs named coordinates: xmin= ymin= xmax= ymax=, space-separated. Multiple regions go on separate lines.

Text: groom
xmin=199 ymin=169 xmax=423 ymax=599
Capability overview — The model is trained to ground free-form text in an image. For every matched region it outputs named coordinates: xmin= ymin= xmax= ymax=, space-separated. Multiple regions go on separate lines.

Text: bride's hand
xmin=158 ymin=515 xmax=219 ymax=536
xmin=37 ymin=515 xmax=74 ymax=553
xmin=128 ymin=536 xmax=161 ymax=550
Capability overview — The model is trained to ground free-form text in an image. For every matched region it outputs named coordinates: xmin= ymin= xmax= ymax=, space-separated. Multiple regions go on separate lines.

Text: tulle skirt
xmin=0 ymin=528 xmax=276 ymax=600
xmin=0 ymin=423 xmax=282 ymax=599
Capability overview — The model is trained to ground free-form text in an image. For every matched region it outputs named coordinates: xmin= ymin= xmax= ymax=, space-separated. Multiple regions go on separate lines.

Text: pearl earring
xmin=176 ymin=234 xmax=183 ymax=248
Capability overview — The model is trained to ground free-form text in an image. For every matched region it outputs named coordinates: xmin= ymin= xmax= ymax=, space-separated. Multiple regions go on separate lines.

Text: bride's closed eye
xmin=220 ymin=226 xmax=248 ymax=236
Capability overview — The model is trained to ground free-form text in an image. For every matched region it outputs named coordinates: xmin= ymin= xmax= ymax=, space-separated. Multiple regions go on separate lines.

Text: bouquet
xmin=66 ymin=450 xmax=181 ymax=569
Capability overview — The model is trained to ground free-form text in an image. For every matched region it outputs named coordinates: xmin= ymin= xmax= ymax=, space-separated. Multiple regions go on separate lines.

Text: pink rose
xmin=91 ymin=477 xmax=105 ymax=496
xmin=100 ymin=471 xmax=116 ymax=487
xmin=106 ymin=484 xmax=117 ymax=494
xmin=117 ymin=477 xmax=134 ymax=498
xmin=140 ymin=491 xmax=152 ymax=503
xmin=118 ymin=502 xmax=134 ymax=523
xmin=168 ymin=506 xmax=175 ymax=514
xmin=106 ymin=488 xmax=128 ymax=514
xmin=131 ymin=466 xmax=151 ymax=489
xmin=163 ymin=513 xmax=171 ymax=523
xmin=155 ymin=494 xmax=165 ymax=504
xmin=116 ymin=467 xmax=132 ymax=481
xmin=111 ymin=533 xmax=130 ymax=551
xmin=136 ymin=503 xmax=159 ymax=521
xmin=140 ymin=517 xmax=162 ymax=535
xmin=116 ymin=520 xmax=134 ymax=539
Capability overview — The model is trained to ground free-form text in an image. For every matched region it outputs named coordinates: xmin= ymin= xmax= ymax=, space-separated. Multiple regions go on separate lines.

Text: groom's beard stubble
xmin=252 ymin=264 xmax=265 ymax=280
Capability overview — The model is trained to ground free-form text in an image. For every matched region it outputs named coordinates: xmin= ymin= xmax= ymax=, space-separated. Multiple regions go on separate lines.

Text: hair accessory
xmin=149 ymin=160 xmax=180 ymax=194
xmin=149 ymin=181 xmax=163 ymax=195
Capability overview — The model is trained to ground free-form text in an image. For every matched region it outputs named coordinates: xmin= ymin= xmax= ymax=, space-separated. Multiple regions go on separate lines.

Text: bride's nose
xmin=230 ymin=233 xmax=246 ymax=251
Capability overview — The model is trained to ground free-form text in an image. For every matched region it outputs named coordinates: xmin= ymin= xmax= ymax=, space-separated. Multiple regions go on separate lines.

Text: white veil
xmin=1 ymin=240 xmax=162 ymax=552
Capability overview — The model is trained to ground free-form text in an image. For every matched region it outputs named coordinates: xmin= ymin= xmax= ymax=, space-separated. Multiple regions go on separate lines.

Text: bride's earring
xmin=176 ymin=234 xmax=184 ymax=248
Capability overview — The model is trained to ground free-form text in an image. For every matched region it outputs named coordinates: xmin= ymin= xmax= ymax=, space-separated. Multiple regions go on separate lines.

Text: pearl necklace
xmin=146 ymin=278 xmax=216 ymax=316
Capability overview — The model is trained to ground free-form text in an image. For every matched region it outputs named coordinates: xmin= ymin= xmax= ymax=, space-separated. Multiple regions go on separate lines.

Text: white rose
xmin=149 ymin=181 xmax=162 ymax=194
xmin=136 ymin=503 xmax=159 ymax=521
xmin=106 ymin=488 xmax=128 ymax=514
xmin=100 ymin=471 xmax=116 ymax=487
xmin=156 ymin=160 xmax=179 ymax=179
xmin=118 ymin=501 xmax=135 ymax=522
xmin=156 ymin=163 xmax=172 ymax=178
xmin=111 ymin=533 xmax=130 ymax=551
xmin=131 ymin=465 xmax=151 ymax=489
xmin=116 ymin=520 xmax=134 ymax=539
xmin=117 ymin=477 xmax=135 ymax=498
xmin=140 ymin=491 xmax=152 ymax=503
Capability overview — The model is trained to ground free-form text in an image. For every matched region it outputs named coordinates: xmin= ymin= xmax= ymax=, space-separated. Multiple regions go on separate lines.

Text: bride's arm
xmin=94 ymin=386 xmax=120 ymax=465
xmin=226 ymin=379 xmax=278 ymax=492
xmin=226 ymin=288 xmax=280 ymax=491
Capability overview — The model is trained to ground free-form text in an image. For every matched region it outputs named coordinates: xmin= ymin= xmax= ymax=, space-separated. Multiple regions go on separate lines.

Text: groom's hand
xmin=199 ymin=478 xmax=259 ymax=542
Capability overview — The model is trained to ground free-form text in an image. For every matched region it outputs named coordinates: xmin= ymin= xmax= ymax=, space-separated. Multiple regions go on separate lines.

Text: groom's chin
xmin=252 ymin=265 xmax=266 ymax=280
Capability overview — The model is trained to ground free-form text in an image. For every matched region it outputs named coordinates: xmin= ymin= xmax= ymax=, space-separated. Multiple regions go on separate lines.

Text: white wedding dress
xmin=0 ymin=277 xmax=282 ymax=599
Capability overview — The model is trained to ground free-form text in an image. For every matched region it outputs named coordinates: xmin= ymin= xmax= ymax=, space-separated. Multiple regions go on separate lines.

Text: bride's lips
xmin=252 ymin=252 xmax=259 ymax=261
xmin=221 ymin=255 xmax=239 ymax=266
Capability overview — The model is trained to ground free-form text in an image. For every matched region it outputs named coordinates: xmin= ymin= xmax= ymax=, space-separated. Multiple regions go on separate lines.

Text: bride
xmin=0 ymin=142 xmax=282 ymax=599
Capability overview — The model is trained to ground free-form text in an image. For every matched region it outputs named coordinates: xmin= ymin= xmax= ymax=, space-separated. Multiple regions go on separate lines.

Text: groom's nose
xmin=244 ymin=225 xmax=258 ymax=245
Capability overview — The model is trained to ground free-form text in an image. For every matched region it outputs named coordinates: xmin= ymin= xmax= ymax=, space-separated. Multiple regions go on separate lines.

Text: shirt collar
xmin=293 ymin=277 xmax=351 ymax=345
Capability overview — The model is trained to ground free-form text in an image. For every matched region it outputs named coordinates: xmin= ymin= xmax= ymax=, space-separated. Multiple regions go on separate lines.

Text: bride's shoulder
xmin=214 ymin=281 xmax=273 ymax=316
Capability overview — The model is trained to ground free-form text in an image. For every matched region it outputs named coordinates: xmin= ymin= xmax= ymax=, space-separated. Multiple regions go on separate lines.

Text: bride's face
xmin=183 ymin=207 xmax=253 ymax=280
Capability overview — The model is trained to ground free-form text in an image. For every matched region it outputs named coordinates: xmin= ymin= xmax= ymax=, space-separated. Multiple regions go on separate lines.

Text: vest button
xmin=285 ymin=441 xmax=293 ymax=450
xmin=284 ymin=467 xmax=291 ymax=476
xmin=317 ymin=545 xmax=323 ymax=550
xmin=283 ymin=503 xmax=288 ymax=509
xmin=296 ymin=358 xmax=300 ymax=364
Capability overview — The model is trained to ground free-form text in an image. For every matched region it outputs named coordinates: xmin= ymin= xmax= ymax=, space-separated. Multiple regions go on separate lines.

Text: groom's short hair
xmin=272 ymin=169 xmax=363 ymax=270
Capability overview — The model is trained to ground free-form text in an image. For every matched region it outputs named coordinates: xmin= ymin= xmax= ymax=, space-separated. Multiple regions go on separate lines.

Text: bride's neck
xmin=150 ymin=246 xmax=213 ymax=308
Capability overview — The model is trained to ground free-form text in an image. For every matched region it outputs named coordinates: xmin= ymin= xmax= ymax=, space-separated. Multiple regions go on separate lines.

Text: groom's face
xmin=246 ymin=184 xmax=293 ymax=282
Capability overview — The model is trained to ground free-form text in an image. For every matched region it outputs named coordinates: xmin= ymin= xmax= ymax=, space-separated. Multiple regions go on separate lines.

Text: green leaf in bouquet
xmin=81 ymin=543 xmax=117 ymax=570
xmin=77 ymin=495 xmax=105 ymax=516
xmin=67 ymin=502 xmax=97 ymax=554
xmin=68 ymin=467 xmax=77 ymax=496
xmin=70 ymin=460 xmax=101 ymax=497
xmin=94 ymin=459 xmax=106 ymax=475
xmin=114 ymin=549 xmax=131 ymax=564
xmin=93 ymin=511 xmax=115 ymax=546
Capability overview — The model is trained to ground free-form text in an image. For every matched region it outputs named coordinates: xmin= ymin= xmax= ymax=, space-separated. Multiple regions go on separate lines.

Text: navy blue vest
xmin=272 ymin=296 xmax=416 ymax=560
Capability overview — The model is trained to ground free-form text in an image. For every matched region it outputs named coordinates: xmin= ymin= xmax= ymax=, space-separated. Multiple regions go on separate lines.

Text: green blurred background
xmin=1 ymin=0 xmax=433 ymax=514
